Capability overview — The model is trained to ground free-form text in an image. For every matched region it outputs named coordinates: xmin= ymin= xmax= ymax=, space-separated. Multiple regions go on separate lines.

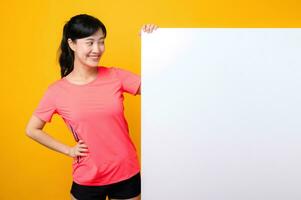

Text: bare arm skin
xmin=25 ymin=115 xmax=88 ymax=158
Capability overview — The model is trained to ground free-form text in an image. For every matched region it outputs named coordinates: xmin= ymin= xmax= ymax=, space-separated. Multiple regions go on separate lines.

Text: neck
xmin=71 ymin=59 xmax=98 ymax=80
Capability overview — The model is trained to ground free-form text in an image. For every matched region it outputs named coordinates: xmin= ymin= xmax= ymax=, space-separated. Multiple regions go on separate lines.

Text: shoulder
xmin=43 ymin=78 xmax=64 ymax=97
xmin=99 ymin=65 xmax=122 ymax=77
xmin=48 ymin=79 xmax=62 ymax=90
xmin=100 ymin=65 xmax=120 ymax=72
xmin=108 ymin=66 xmax=139 ymax=77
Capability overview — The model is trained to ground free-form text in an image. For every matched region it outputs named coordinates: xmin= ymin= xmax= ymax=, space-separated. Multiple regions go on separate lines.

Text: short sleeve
xmin=112 ymin=67 xmax=141 ymax=95
xmin=33 ymin=86 xmax=58 ymax=123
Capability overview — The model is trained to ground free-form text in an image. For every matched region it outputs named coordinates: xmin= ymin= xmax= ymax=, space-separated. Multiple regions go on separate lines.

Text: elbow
xmin=26 ymin=115 xmax=46 ymax=137
xmin=25 ymin=127 xmax=33 ymax=137
xmin=25 ymin=126 xmax=37 ymax=138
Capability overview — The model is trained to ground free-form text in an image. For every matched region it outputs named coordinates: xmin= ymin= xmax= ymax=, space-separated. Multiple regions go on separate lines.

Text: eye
xmin=86 ymin=42 xmax=93 ymax=45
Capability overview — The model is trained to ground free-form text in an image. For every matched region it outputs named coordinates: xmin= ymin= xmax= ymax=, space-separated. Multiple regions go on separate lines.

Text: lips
xmin=89 ymin=55 xmax=101 ymax=60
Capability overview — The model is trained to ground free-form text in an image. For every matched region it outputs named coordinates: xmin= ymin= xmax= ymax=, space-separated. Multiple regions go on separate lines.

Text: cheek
xmin=77 ymin=48 xmax=90 ymax=58
xmin=101 ymin=45 xmax=105 ymax=52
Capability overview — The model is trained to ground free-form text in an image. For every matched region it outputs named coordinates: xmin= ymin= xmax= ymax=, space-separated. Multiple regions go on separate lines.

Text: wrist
xmin=64 ymin=146 xmax=72 ymax=157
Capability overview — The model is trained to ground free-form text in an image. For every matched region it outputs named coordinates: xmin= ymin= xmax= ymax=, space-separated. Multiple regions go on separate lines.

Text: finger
xmin=149 ymin=24 xmax=155 ymax=32
xmin=78 ymin=152 xmax=89 ymax=156
xmin=76 ymin=148 xmax=88 ymax=154
xmin=79 ymin=145 xmax=89 ymax=149
xmin=79 ymin=148 xmax=89 ymax=152
xmin=147 ymin=24 xmax=152 ymax=32
xmin=79 ymin=144 xmax=88 ymax=148
xmin=152 ymin=25 xmax=158 ymax=32
xmin=151 ymin=24 xmax=159 ymax=31
xmin=144 ymin=24 xmax=149 ymax=32
xmin=141 ymin=26 xmax=147 ymax=34
xmin=147 ymin=24 xmax=153 ymax=32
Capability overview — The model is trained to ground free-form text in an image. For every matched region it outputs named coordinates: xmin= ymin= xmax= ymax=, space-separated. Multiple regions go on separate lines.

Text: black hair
xmin=58 ymin=14 xmax=107 ymax=78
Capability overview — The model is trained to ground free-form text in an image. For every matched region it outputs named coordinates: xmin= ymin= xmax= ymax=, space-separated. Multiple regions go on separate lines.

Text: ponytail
xmin=59 ymin=23 xmax=74 ymax=78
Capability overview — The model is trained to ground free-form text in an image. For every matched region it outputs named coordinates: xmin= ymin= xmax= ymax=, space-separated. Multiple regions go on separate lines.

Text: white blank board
xmin=141 ymin=28 xmax=301 ymax=200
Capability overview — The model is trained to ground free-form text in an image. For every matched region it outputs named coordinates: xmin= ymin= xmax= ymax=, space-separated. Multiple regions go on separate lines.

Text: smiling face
xmin=68 ymin=29 xmax=105 ymax=68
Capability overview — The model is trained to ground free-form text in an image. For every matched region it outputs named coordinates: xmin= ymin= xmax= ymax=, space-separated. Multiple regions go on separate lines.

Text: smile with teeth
xmin=89 ymin=55 xmax=100 ymax=60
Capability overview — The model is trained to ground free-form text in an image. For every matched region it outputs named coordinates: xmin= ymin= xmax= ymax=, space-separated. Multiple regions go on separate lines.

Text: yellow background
xmin=0 ymin=0 xmax=300 ymax=199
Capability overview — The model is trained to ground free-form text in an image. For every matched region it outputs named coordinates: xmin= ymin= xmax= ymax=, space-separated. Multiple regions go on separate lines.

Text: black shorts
xmin=70 ymin=172 xmax=141 ymax=200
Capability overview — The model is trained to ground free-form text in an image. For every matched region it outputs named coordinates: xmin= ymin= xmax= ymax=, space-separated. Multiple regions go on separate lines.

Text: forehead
xmin=84 ymin=30 xmax=105 ymax=40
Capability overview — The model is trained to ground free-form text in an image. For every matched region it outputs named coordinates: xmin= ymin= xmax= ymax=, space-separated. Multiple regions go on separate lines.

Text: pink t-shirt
xmin=33 ymin=66 xmax=141 ymax=186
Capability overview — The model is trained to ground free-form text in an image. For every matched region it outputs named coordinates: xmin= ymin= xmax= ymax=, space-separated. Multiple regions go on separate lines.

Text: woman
xmin=25 ymin=14 xmax=158 ymax=200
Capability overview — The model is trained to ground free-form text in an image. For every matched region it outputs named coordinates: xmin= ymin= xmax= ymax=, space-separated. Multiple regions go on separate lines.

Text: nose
xmin=92 ymin=43 xmax=104 ymax=53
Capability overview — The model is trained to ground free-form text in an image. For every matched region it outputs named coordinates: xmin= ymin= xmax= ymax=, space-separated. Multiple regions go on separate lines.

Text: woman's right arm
xmin=25 ymin=115 xmax=88 ymax=158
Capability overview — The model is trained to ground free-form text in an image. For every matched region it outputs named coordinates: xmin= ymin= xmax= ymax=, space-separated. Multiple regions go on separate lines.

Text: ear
xmin=67 ymin=38 xmax=76 ymax=51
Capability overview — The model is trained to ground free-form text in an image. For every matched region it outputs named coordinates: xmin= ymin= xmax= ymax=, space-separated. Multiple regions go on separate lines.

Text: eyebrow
xmin=85 ymin=37 xmax=105 ymax=41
